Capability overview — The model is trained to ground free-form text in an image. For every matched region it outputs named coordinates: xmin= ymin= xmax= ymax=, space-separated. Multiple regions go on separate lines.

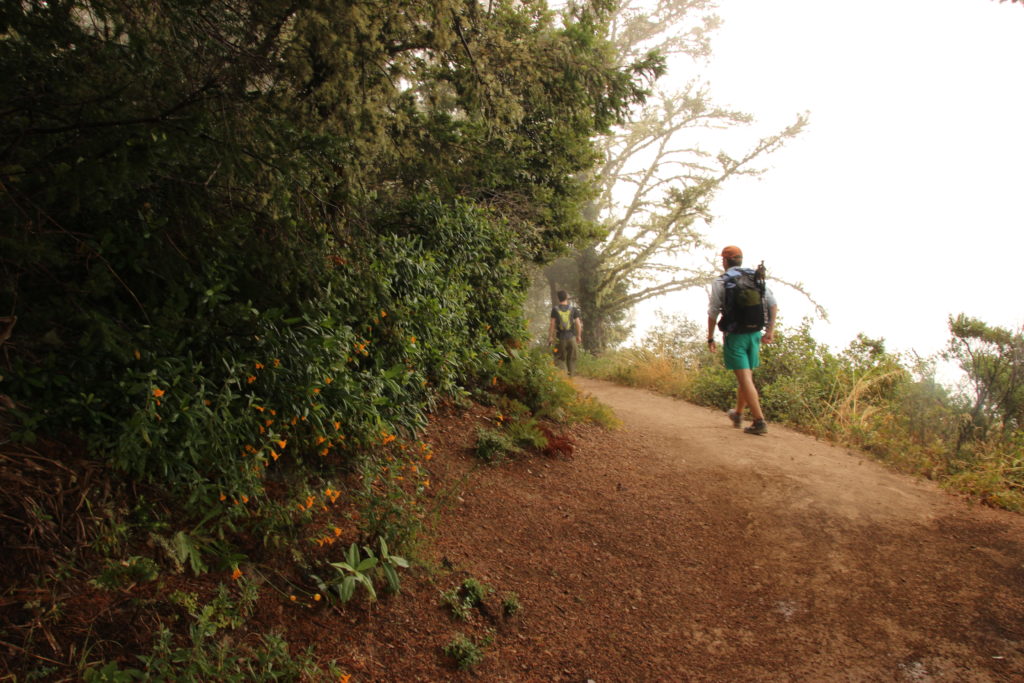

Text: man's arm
xmin=707 ymin=316 xmax=718 ymax=352
xmin=547 ymin=316 xmax=556 ymax=344
xmin=762 ymin=305 xmax=778 ymax=344
xmin=707 ymin=278 xmax=723 ymax=352
xmin=574 ymin=316 xmax=583 ymax=344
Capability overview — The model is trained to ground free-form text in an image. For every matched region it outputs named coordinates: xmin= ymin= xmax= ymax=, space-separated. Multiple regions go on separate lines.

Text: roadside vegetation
xmin=0 ymin=0 xmax=644 ymax=678
xmin=580 ymin=312 xmax=1024 ymax=512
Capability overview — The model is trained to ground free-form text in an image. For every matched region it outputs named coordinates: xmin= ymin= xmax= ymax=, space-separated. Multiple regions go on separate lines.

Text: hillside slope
xmin=329 ymin=377 xmax=1024 ymax=681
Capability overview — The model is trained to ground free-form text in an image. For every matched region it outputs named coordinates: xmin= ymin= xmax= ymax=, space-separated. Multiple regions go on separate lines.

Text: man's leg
xmin=564 ymin=337 xmax=578 ymax=377
xmin=733 ymin=369 xmax=764 ymax=421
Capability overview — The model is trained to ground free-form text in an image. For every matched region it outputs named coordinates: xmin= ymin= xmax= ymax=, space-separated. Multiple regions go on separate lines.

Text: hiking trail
xmin=301 ymin=377 xmax=1024 ymax=681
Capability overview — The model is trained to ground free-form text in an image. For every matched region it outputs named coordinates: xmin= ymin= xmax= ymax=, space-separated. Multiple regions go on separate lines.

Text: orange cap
xmin=721 ymin=245 xmax=743 ymax=260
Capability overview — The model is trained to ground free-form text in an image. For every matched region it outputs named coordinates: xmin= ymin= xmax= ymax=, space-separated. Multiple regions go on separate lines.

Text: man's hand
xmin=762 ymin=329 xmax=774 ymax=344
xmin=707 ymin=340 xmax=717 ymax=353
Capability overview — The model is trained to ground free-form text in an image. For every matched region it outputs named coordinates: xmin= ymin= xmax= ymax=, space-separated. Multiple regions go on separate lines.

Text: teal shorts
xmin=723 ymin=331 xmax=762 ymax=371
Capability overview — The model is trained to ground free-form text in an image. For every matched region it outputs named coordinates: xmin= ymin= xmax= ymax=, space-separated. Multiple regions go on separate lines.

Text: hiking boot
xmin=744 ymin=419 xmax=768 ymax=435
xmin=727 ymin=409 xmax=742 ymax=428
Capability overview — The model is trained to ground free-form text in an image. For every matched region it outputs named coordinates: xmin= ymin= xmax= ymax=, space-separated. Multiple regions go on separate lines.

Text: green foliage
xmin=325 ymin=542 xmax=380 ymax=603
xmin=83 ymin=629 xmax=337 ymax=682
xmin=496 ymin=347 xmax=579 ymax=419
xmin=441 ymin=577 xmax=492 ymax=621
xmin=1 ymin=0 xmax=650 ymax=548
xmin=169 ymin=582 xmax=260 ymax=634
xmin=312 ymin=538 xmax=409 ymax=603
xmin=945 ymin=314 xmax=1024 ymax=444
xmin=443 ymin=632 xmax=493 ymax=671
xmin=83 ymin=580 xmax=337 ymax=681
xmin=91 ymin=556 xmax=159 ymax=590
xmin=501 ymin=592 xmax=522 ymax=617
xmin=474 ymin=427 xmax=519 ymax=465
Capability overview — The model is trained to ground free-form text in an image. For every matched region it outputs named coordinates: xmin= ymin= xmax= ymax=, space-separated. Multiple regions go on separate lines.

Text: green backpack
xmin=555 ymin=306 xmax=575 ymax=334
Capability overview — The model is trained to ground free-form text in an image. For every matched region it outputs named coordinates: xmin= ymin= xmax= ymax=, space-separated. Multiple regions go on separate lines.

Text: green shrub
xmin=474 ymin=427 xmax=518 ymax=464
xmin=443 ymin=632 xmax=492 ymax=671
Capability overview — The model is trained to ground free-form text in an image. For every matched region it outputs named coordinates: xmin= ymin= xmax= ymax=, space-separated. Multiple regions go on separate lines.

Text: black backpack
xmin=718 ymin=262 xmax=767 ymax=334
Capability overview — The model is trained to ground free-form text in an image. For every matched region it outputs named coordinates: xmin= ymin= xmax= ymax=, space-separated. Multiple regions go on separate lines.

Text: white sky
xmin=635 ymin=0 xmax=1024 ymax=364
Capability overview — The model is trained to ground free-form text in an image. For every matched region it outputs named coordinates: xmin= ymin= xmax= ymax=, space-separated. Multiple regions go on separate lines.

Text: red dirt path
xmin=298 ymin=377 xmax=1024 ymax=681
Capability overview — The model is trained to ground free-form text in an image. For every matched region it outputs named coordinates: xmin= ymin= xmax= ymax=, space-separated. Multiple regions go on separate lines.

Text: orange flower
xmin=333 ymin=526 xmax=342 ymax=536
xmin=273 ymin=358 xmax=281 ymax=368
xmin=152 ymin=388 xmax=165 ymax=398
xmin=422 ymin=479 xmax=430 ymax=488
xmin=253 ymin=405 xmax=266 ymax=412
xmin=231 ymin=567 xmax=243 ymax=580
xmin=314 ymin=593 xmax=322 ymax=601
xmin=333 ymin=421 xmax=341 ymax=431
xmin=410 ymin=336 xmax=416 ymax=344
xmin=380 ymin=310 xmax=387 ymax=318
xmin=255 ymin=362 xmax=265 ymax=370
xmin=277 ymin=439 xmax=287 ymax=449
xmin=219 ymin=493 xmax=227 ymax=501
xmin=312 ymin=387 xmax=321 ymax=394
xmin=247 ymin=375 xmax=257 ymax=384
xmin=320 ymin=448 xmax=330 ymax=456
xmin=316 ymin=436 xmax=327 ymax=445
xmin=289 ymin=595 xmax=297 ymax=601
xmin=324 ymin=377 xmax=333 ymax=384
xmin=270 ymin=449 xmax=280 ymax=461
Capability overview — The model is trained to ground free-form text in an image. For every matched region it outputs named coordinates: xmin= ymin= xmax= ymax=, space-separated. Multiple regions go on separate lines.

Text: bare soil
xmin=312 ymin=377 xmax=1024 ymax=682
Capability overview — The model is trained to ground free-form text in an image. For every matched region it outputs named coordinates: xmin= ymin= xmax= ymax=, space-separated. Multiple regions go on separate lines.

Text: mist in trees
xmin=539 ymin=0 xmax=807 ymax=351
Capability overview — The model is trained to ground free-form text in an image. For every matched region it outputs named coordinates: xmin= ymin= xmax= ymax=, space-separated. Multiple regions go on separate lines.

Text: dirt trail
xmin=319 ymin=376 xmax=1024 ymax=679
xmin=329 ymin=378 xmax=1024 ymax=681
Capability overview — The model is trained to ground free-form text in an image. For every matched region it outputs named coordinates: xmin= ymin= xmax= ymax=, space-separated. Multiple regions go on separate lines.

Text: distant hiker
xmin=549 ymin=290 xmax=583 ymax=377
xmin=707 ymin=245 xmax=777 ymax=435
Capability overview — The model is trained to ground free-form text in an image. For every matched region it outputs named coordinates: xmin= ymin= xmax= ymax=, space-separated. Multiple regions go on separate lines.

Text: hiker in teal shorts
xmin=706 ymin=245 xmax=777 ymax=435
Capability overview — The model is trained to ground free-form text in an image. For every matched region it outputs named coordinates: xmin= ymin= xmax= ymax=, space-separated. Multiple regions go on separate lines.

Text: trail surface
xmin=326 ymin=378 xmax=1024 ymax=681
